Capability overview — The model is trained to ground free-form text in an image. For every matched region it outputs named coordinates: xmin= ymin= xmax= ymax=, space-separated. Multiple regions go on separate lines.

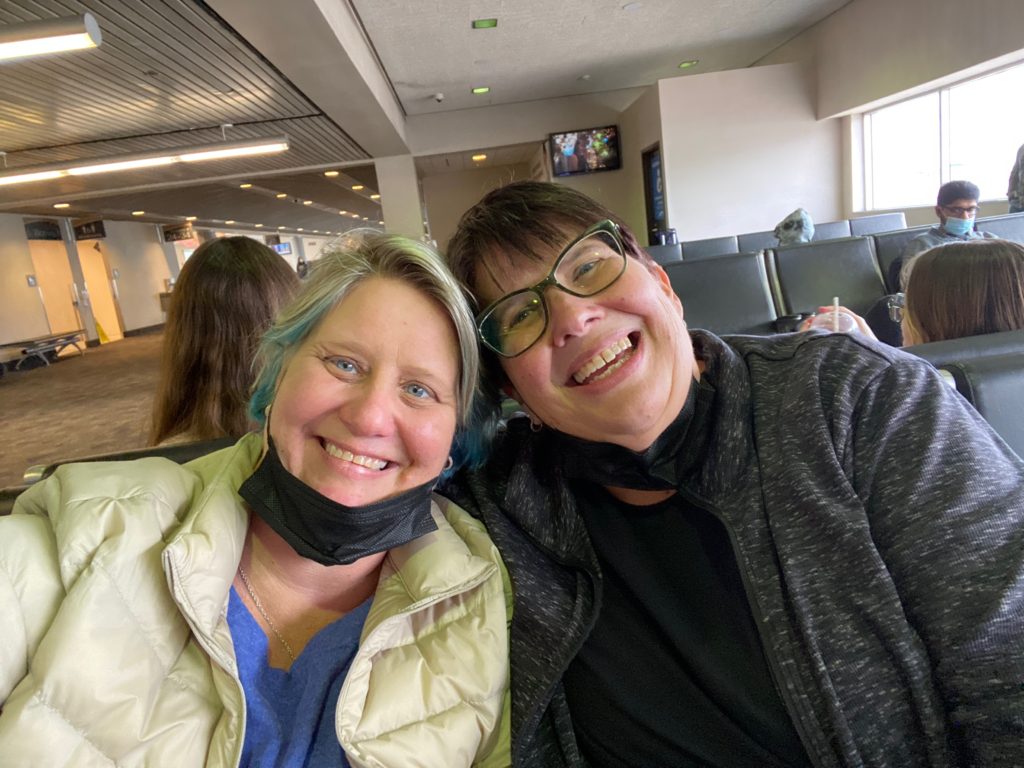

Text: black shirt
xmin=562 ymin=484 xmax=812 ymax=768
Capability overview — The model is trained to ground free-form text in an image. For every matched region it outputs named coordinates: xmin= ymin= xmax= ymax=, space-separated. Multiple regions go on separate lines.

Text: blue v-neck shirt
xmin=227 ymin=587 xmax=371 ymax=767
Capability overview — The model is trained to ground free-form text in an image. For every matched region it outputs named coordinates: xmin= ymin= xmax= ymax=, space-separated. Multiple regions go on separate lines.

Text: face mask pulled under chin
xmin=239 ymin=438 xmax=439 ymax=566
xmin=942 ymin=215 xmax=974 ymax=237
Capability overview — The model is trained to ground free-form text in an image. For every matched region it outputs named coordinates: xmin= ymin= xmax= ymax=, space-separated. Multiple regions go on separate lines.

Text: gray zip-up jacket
xmin=447 ymin=330 xmax=1024 ymax=767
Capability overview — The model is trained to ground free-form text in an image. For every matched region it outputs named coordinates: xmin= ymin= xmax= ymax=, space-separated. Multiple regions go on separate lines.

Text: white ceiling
xmin=0 ymin=0 xmax=848 ymax=230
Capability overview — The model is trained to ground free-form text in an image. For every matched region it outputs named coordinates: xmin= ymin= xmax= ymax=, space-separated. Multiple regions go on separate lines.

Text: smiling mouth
xmin=571 ymin=334 xmax=636 ymax=385
xmin=323 ymin=439 xmax=389 ymax=471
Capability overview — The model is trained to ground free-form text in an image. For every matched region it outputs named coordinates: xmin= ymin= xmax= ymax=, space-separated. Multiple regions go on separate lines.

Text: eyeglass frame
xmin=939 ymin=204 xmax=979 ymax=218
xmin=887 ymin=292 xmax=906 ymax=323
xmin=475 ymin=218 xmax=628 ymax=358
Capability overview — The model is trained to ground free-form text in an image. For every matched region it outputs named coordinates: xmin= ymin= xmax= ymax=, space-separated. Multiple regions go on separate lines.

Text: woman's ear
xmin=648 ymin=261 xmax=684 ymax=317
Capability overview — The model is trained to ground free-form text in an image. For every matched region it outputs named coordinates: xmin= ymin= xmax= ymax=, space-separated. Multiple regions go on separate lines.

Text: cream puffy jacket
xmin=0 ymin=434 xmax=512 ymax=767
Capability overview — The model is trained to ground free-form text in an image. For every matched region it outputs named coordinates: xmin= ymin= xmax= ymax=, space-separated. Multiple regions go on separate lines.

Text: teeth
xmin=324 ymin=442 xmax=387 ymax=470
xmin=572 ymin=337 xmax=634 ymax=384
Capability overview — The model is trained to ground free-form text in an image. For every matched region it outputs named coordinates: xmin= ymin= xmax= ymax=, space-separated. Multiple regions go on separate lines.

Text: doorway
xmin=27 ymin=239 xmax=82 ymax=356
xmin=76 ymin=240 xmax=124 ymax=344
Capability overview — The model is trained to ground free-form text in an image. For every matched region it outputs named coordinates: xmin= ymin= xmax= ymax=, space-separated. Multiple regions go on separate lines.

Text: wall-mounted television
xmin=549 ymin=125 xmax=621 ymax=177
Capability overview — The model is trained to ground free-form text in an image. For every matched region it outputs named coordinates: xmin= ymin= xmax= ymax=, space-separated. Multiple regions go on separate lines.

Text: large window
xmin=864 ymin=62 xmax=1024 ymax=210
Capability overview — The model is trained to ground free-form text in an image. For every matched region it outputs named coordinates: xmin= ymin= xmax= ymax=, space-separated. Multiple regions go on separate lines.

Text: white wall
xmin=0 ymin=214 xmax=50 ymax=346
xmin=422 ymin=163 xmax=531 ymax=251
xmin=100 ymin=221 xmax=172 ymax=331
xmin=657 ymin=63 xmax=842 ymax=240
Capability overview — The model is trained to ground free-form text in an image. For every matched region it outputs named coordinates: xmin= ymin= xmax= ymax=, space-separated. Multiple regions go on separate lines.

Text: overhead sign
xmin=24 ymin=220 xmax=62 ymax=241
xmin=74 ymin=219 xmax=106 ymax=241
xmin=272 ymin=242 xmax=292 ymax=256
xmin=162 ymin=223 xmax=196 ymax=243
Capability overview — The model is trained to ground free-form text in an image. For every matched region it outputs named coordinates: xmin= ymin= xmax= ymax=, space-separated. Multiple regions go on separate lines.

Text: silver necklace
xmin=237 ymin=563 xmax=297 ymax=662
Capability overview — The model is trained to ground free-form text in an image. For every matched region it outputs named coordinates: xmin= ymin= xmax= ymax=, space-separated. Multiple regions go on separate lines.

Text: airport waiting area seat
xmin=904 ymin=329 xmax=1024 ymax=458
xmin=867 ymin=226 xmax=930 ymax=292
xmin=811 ymin=220 xmax=852 ymax=241
xmin=976 ymin=211 xmax=1024 ymax=242
xmin=850 ymin=212 xmax=907 ymax=236
xmin=737 ymin=230 xmax=777 ymax=253
xmin=664 ymin=252 xmax=777 ymax=335
xmin=680 ymin=235 xmax=739 ymax=262
xmin=769 ymin=236 xmax=887 ymax=317
xmin=645 ymin=243 xmax=683 ymax=265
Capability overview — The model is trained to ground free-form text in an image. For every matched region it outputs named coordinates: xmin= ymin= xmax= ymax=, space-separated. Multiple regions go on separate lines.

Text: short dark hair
xmin=150 ymin=236 xmax=299 ymax=445
xmin=445 ymin=180 xmax=651 ymax=302
xmin=937 ymin=180 xmax=980 ymax=207
xmin=905 ymin=239 xmax=1024 ymax=343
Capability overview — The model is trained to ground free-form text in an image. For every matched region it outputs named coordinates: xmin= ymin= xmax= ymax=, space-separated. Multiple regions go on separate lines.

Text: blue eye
xmin=330 ymin=357 xmax=357 ymax=374
xmin=405 ymin=383 xmax=431 ymax=399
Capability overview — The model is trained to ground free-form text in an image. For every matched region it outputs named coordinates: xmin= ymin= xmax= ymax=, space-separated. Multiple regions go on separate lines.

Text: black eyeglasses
xmin=476 ymin=219 xmax=627 ymax=357
xmin=941 ymin=205 xmax=979 ymax=217
xmin=887 ymin=292 xmax=906 ymax=323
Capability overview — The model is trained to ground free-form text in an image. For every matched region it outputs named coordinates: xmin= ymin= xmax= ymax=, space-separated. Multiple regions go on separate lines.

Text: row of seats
xmin=647 ymin=211 xmax=909 ymax=265
xmin=650 ymin=210 xmax=1024 ymax=270
xmin=660 ymin=212 xmax=1024 ymax=337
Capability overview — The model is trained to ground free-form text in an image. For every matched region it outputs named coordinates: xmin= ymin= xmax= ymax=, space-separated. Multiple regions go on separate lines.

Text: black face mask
xmin=239 ymin=439 xmax=438 ymax=566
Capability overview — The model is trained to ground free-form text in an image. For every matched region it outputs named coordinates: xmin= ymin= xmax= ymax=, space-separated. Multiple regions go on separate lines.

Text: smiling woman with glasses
xmin=442 ymin=180 xmax=1024 ymax=768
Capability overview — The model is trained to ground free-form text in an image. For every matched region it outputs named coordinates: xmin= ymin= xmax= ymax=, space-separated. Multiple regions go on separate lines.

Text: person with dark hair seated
xmin=887 ymin=179 xmax=997 ymax=290
xmin=443 ymin=180 xmax=1024 ymax=767
xmin=150 ymin=235 xmax=299 ymax=446
xmin=0 ymin=235 xmax=511 ymax=766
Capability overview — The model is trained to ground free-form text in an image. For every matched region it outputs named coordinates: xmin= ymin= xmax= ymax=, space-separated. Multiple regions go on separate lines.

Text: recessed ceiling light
xmin=678 ymin=59 xmax=699 ymax=69
xmin=362 ymin=217 xmax=368 ymax=221
xmin=339 ymin=210 xmax=347 ymax=214
xmin=378 ymin=220 xmax=384 ymax=225
xmin=323 ymin=170 xmax=339 ymax=177
xmin=225 ymin=220 xmax=235 ymax=224
xmin=472 ymin=153 xmax=487 ymax=162
xmin=352 ymin=184 xmax=364 ymax=191
xmin=277 ymin=225 xmax=286 ymax=230
xmin=471 ymin=86 xmax=490 ymax=95
xmin=303 ymin=200 xmax=312 ymax=205
xmin=185 ymin=216 xmax=197 ymax=221
xmin=254 ymin=223 xmax=263 ymax=228
xmin=370 ymin=193 xmax=380 ymax=200
xmin=131 ymin=210 xmax=145 ymax=216
xmin=276 ymin=193 xmax=287 ymax=199
xmin=53 ymin=202 xmax=70 ymax=209
xmin=313 ymin=230 xmax=319 ymax=233
xmin=351 ymin=213 xmax=359 ymax=218
xmin=239 ymin=183 xmax=252 ymax=189
xmin=297 ymin=227 xmax=304 ymax=232
xmin=471 ymin=18 xmax=497 ymax=29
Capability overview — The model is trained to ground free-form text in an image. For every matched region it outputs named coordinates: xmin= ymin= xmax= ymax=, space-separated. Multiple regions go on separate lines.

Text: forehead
xmin=943 ymin=198 xmax=978 ymax=207
xmin=472 ymin=229 xmax=578 ymax=305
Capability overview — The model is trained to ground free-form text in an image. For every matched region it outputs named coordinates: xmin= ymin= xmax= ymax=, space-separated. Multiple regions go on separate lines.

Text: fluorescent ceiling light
xmin=370 ymin=193 xmax=380 ymax=200
xmin=276 ymin=193 xmax=288 ymax=199
xmin=239 ymin=182 xmax=252 ymax=188
xmin=352 ymin=184 xmax=364 ymax=191
xmin=225 ymin=220 xmax=235 ymax=224
xmin=254 ymin=223 xmax=263 ymax=228
xmin=131 ymin=210 xmax=145 ymax=216
xmin=472 ymin=153 xmax=487 ymax=162
xmin=303 ymin=200 xmax=313 ymax=205
xmin=0 ymin=13 xmax=102 ymax=62
xmin=324 ymin=170 xmax=339 ymax=177
xmin=185 ymin=216 xmax=197 ymax=221
xmin=0 ymin=136 xmax=289 ymax=187
xmin=53 ymin=202 xmax=70 ymax=209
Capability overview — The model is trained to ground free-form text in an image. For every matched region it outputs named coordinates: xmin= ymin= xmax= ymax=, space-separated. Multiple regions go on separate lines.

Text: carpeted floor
xmin=0 ymin=332 xmax=164 ymax=488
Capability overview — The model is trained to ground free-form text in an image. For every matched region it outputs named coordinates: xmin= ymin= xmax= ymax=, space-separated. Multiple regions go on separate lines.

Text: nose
xmin=338 ymin=378 xmax=396 ymax=437
xmin=544 ymin=287 xmax=602 ymax=348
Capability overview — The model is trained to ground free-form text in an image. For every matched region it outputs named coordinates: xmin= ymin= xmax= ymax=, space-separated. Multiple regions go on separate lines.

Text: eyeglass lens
xmin=480 ymin=229 xmax=625 ymax=356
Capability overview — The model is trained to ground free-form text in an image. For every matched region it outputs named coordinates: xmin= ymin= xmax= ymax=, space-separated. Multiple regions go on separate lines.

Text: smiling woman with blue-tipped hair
xmin=0 ymin=234 xmax=511 ymax=767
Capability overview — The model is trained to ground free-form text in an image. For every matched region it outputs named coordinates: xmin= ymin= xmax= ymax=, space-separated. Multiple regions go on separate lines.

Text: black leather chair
xmin=664 ymin=252 xmax=777 ymax=335
xmin=902 ymin=329 xmax=1024 ymax=368
xmin=681 ymin=235 xmax=739 ymax=262
xmin=850 ymin=212 xmax=907 ymax=236
xmin=937 ymin=354 xmax=1024 ymax=458
xmin=975 ymin=212 xmax=1024 ymax=243
xmin=811 ymin=220 xmax=852 ymax=241
xmin=738 ymin=230 xmax=778 ymax=253
xmin=770 ymin=236 xmax=886 ymax=317
xmin=871 ymin=226 xmax=930 ymax=292
xmin=644 ymin=243 xmax=683 ymax=266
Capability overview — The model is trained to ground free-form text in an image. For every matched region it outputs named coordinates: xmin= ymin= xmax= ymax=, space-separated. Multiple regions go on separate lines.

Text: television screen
xmin=549 ymin=125 xmax=621 ymax=177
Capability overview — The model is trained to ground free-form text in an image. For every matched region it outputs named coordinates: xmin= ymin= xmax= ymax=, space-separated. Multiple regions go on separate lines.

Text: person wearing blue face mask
xmin=887 ymin=179 xmax=997 ymax=290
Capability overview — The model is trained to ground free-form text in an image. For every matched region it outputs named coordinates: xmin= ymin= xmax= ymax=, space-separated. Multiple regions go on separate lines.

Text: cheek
xmin=405 ymin=412 xmax=458 ymax=468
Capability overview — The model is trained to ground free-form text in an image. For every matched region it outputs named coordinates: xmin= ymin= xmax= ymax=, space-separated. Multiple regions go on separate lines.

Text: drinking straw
xmin=832 ymin=296 xmax=840 ymax=332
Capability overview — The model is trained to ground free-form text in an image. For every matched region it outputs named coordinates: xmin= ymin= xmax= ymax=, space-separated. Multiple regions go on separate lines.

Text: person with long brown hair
xmin=149 ymin=236 xmax=299 ymax=445
xmin=900 ymin=238 xmax=1024 ymax=344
